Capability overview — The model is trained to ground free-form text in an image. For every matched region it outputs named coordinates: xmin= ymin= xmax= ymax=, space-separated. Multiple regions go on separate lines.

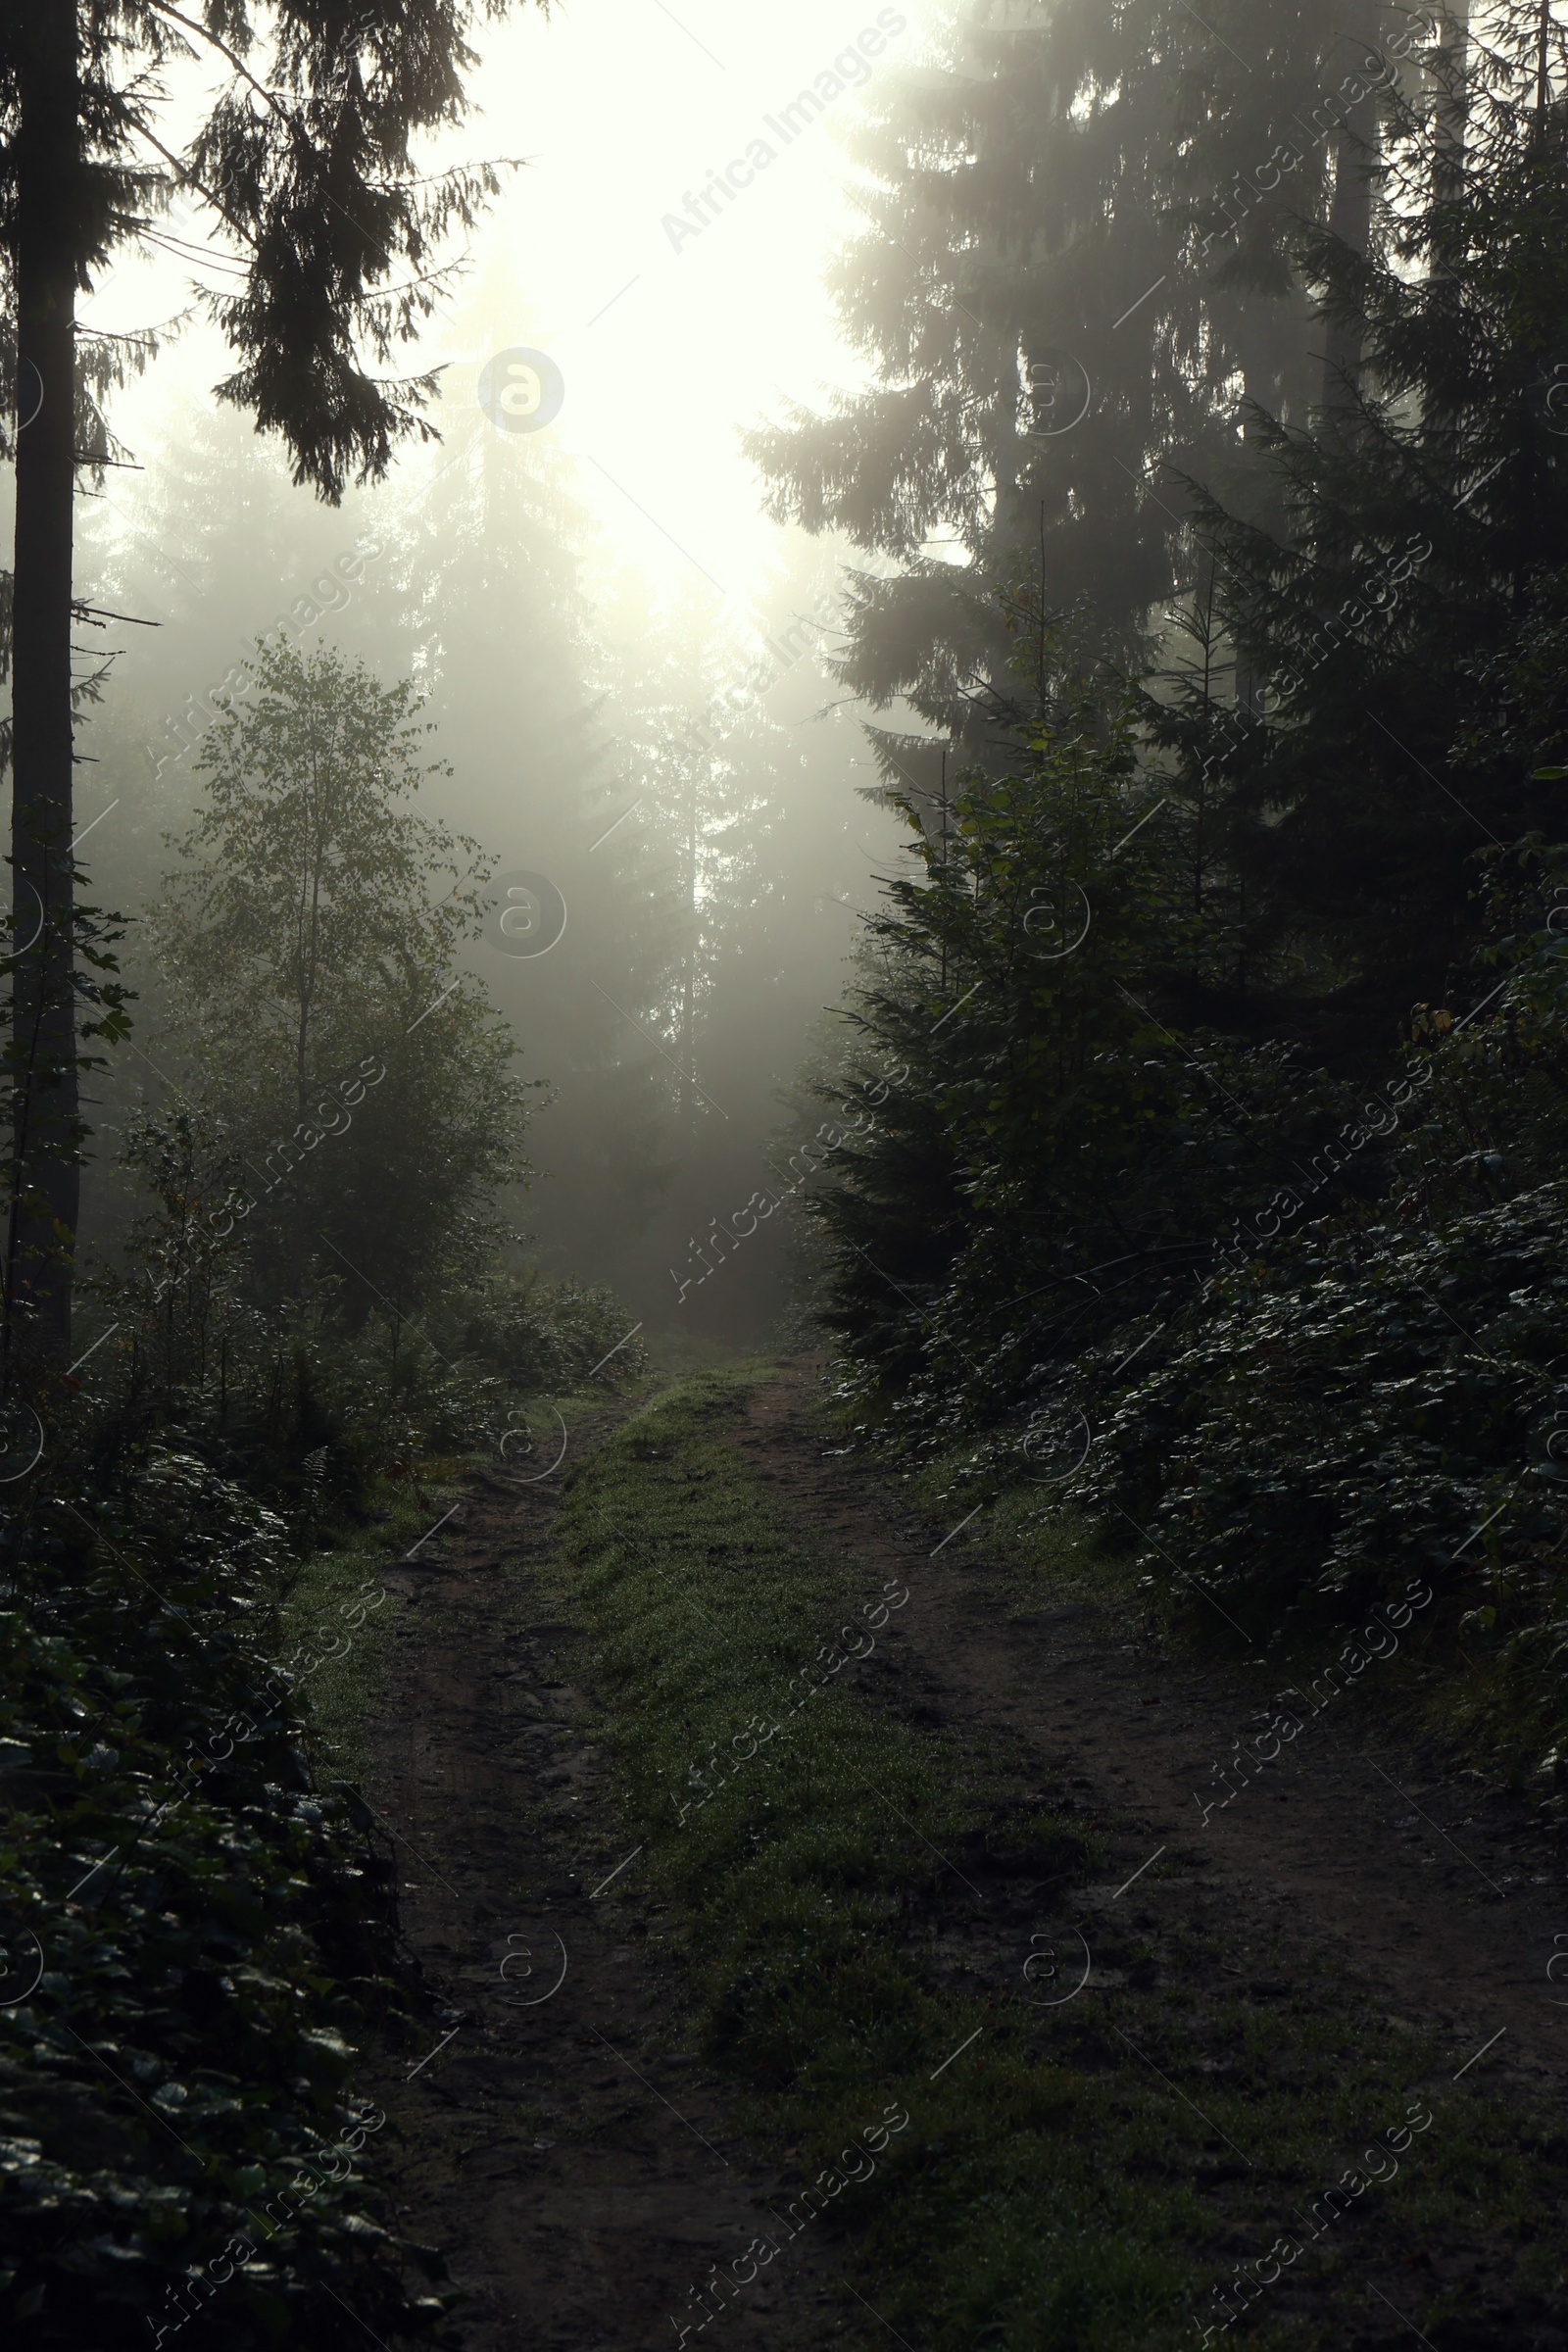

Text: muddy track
xmin=362 ymin=1407 xmax=838 ymax=2352
xmin=364 ymin=1366 xmax=1568 ymax=2350
xmin=732 ymin=1368 xmax=1568 ymax=2093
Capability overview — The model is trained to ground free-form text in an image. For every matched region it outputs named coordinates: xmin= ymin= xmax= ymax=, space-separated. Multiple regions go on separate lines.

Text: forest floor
xmin=359 ymin=1360 xmax=1568 ymax=2352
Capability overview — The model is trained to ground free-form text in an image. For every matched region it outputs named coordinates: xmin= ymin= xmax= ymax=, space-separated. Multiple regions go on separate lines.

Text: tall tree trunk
xmin=1441 ymin=0 xmax=1473 ymax=176
xmin=1234 ymin=353 xmax=1273 ymax=721
xmin=1433 ymin=0 xmax=1471 ymax=260
xmin=8 ymin=0 xmax=81 ymax=1371
xmin=1318 ymin=16 xmax=1385 ymax=425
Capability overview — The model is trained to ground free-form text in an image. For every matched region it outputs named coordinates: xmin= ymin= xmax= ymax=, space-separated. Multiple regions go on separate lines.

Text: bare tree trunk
xmin=7 ymin=0 xmax=81 ymax=1371
xmin=1315 ymin=8 xmax=1390 ymax=425
xmin=1319 ymin=107 xmax=1377 ymax=421
xmin=1233 ymin=356 xmax=1273 ymax=721
xmin=1433 ymin=0 xmax=1471 ymax=253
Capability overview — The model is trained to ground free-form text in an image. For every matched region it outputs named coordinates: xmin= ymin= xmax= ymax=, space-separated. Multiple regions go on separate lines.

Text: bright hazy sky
xmin=89 ymin=0 xmax=926 ymax=649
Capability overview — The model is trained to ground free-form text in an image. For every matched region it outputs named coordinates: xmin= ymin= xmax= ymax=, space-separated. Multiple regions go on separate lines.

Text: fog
xmin=68 ymin=0 xmax=918 ymax=1348
xmin=15 ymin=3 xmax=1568 ymax=2341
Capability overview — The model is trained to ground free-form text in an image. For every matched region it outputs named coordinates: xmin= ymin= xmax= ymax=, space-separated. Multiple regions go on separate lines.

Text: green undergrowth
xmin=0 ymin=1453 xmax=442 ymax=2351
xmin=816 ymin=1396 xmax=1567 ymax=1799
xmin=274 ymin=1474 xmax=438 ymax=1784
xmin=550 ymin=1372 xmax=1568 ymax=2352
xmin=0 ymin=1357 xmax=654 ymax=2348
xmin=807 ymin=1383 xmax=1141 ymax=1625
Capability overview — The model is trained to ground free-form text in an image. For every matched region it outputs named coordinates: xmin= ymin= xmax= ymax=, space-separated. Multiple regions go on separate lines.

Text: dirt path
xmin=363 ymin=1365 xmax=1568 ymax=2350
xmin=362 ymin=1413 xmax=837 ymax=2352
xmin=732 ymin=1366 xmax=1568 ymax=2099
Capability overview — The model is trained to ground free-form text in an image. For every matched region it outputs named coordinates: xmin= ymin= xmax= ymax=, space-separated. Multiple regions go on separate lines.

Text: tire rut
xmin=362 ymin=1364 xmax=1568 ymax=2350
xmin=361 ymin=1420 xmax=836 ymax=2352
xmin=730 ymin=1366 xmax=1568 ymax=2101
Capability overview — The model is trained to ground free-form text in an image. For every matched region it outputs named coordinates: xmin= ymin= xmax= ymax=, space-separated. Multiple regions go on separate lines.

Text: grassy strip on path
xmin=549 ymin=1370 xmax=1568 ymax=2352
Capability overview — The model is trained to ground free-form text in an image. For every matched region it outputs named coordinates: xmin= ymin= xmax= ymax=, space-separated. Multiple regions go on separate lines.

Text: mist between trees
xmin=7 ymin=0 xmax=1566 ymax=1798
xmin=659 ymin=6 xmax=910 ymax=254
xmin=53 ymin=369 xmax=891 ymax=1371
xmin=6 ymin=0 xmax=1568 ymax=2341
xmin=151 ymin=534 xmax=385 ymax=778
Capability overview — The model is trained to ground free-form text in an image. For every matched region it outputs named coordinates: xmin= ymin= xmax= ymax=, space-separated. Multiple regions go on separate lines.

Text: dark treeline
xmin=766 ymin=0 xmax=1568 ymax=1784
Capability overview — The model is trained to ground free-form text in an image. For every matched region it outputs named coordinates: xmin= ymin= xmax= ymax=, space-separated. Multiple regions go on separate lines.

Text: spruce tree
xmin=1156 ymin=0 xmax=1568 ymax=1057
xmin=745 ymin=0 xmax=1419 ymax=772
xmin=804 ymin=625 xmax=1355 ymax=1434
